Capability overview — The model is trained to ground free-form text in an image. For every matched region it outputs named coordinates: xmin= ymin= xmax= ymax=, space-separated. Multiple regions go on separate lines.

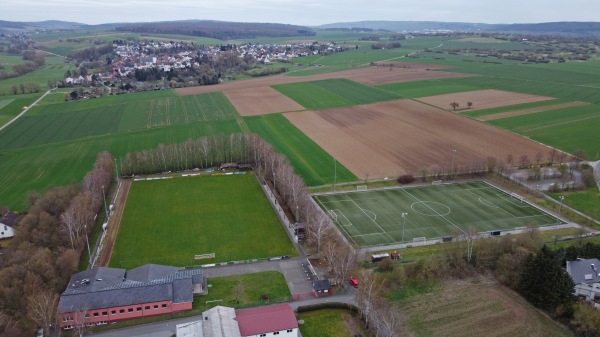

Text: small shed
xmin=390 ymin=251 xmax=401 ymax=260
xmin=313 ymin=279 xmax=331 ymax=297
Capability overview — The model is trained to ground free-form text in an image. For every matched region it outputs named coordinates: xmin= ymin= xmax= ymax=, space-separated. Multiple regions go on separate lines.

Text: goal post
xmin=195 ymin=253 xmax=216 ymax=260
xmin=357 ymin=185 xmax=368 ymax=191
xmin=412 ymin=237 xmax=426 ymax=246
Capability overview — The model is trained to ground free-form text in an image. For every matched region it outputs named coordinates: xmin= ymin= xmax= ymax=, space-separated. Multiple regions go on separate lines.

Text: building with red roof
xmin=235 ymin=304 xmax=298 ymax=337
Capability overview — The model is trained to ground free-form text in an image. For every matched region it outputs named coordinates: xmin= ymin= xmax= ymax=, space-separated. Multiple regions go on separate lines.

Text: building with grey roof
xmin=58 ymin=264 xmax=204 ymax=330
xmin=566 ymin=258 xmax=600 ymax=309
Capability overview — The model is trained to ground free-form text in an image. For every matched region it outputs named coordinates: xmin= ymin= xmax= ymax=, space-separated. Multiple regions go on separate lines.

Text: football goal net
xmin=413 ymin=237 xmax=426 ymax=245
xmin=357 ymin=185 xmax=368 ymax=191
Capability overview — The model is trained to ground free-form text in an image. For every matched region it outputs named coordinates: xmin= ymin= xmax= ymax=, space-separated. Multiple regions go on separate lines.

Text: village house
xmin=566 ymin=258 xmax=600 ymax=309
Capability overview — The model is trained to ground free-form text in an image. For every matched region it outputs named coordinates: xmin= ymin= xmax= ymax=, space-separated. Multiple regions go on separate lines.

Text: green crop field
xmin=0 ymin=55 xmax=72 ymax=95
xmin=110 ymin=174 xmax=296 ymax=269
xmin=313 ymin=181 xmax=561 ymax=247
xmin=244 ymin=114 xmax=356 ymax=186
xmin=0 ymin=119 xmax=241 ymax=211
xmin=273 ymin=78 xmax=399 ymax=109
xmin=0 ymin=92 xmax=239 ymax=149
xmin=0 ymin=93 xmax=41 ymax=126
xmin=376 ymin=80 xmax=477 ymax=98
xmin=487 ymin=104 xmax=600 ymax=158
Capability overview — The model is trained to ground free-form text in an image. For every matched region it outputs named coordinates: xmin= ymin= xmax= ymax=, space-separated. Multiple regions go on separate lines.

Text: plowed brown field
xmin=175 ymin=66 xmax=472 ymax=96
xmin=285 ymin=100 xmax=552 ymax=179
xmin=477 ymin=101 xmax=588 ymax=121
xmin=224 ymin=86 xmax=304 ymax=116
xmin=417 ymin=89 xmax=553 ymax=111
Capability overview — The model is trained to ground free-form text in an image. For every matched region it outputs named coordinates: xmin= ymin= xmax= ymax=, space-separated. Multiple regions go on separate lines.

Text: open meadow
xmin=399 ymin=279 xmax=573 ymax=337
xmin=110 ymin=174 xmax=296 ymax=269
xmin=314 ymin=181 xmax=560 ymax=247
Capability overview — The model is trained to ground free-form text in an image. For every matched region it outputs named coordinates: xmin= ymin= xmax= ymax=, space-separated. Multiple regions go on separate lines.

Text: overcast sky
xmin=0 ymin=0 xmax=598 ymax=26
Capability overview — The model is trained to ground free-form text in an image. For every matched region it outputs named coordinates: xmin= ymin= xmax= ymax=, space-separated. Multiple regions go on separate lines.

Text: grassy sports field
xmin=313 ymin=181 xmax=561 ymax=247
xmin=109 ymin=173 xmax=296 ymax=269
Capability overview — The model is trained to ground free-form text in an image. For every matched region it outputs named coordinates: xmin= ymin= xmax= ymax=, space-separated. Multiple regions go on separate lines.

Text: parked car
xmin=349 ymin=277 xmax=358 ymax=288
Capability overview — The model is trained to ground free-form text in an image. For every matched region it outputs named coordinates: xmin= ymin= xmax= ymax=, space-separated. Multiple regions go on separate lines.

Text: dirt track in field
xmin=477 ymin=101 xmax=588 ymax=121
xmin=285 ymin=100 xmax=552 ymax=179
xmin=224 ymin=86 xmax=304 ymax=116
xmin=175 ymin=66 xmax=472 ymax=96
xmin=96 ymin=179 xmax=131 ymax=267
xmin=417 ymin=89 xmax=554 ymax=111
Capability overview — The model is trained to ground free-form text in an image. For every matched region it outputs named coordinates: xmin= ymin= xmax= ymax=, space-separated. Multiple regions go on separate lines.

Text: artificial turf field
xmin=313 ymin=181 xmax=561 ymax=247
xmin=109 ymin=173 xmax=296 ymax=269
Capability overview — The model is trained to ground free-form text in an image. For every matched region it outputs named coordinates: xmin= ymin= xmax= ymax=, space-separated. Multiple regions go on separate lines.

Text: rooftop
xmin=567 ymin=258 xmax=600 ymax=284
xmin=235 ymin=304 xmax=297 ymax=336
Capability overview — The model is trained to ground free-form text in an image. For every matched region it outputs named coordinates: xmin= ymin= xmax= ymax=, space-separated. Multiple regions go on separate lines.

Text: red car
xmin=349 ymin=277 xmax=358 ymax=288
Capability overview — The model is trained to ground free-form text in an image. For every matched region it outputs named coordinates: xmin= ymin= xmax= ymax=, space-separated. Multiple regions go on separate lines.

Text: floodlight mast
xmin=401 ymin=212 xmax=408 ymax=249
xmin=557 ymin=195 xmax=565 ymax=229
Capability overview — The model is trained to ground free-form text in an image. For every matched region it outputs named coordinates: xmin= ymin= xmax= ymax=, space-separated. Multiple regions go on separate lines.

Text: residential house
xmin=566 ymin=258 xmax=600 ymax=309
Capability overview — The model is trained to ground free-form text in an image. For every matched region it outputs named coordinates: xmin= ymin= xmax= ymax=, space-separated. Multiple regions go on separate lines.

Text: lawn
xmin=244 ymin=114 xmax=356 ymax=186
xmin=273 ymin=78 xmax=400 ymax=109
xmin=298 ymin=309 xmax=367 ymax=337
xmin=0 ymin=55 xmax=72 ymax=95
xmin=195 ymin=271 xmax=291 ymax=310
xmin=110 ymin=174 xmax=296 ymax=269
xmin=549 ymin=187 xmax=600 ymax=221
xmin=314 ymin=181 xmax=561 ymax=247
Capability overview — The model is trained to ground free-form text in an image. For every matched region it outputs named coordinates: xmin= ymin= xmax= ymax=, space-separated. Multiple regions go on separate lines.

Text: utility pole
xmin=557 ymin=195 xmax=564 ymax=228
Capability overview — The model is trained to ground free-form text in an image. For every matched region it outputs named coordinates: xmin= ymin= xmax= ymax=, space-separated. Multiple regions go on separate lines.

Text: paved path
xmin=592 ymin=160 xmax=600 ymax=191
xmin=0 ymin=88 xmax=54 ymax=131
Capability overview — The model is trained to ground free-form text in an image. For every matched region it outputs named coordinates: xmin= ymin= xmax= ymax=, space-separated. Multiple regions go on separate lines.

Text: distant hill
xmin=115 ymin=20 xmax=316 ymax=40
xmin=317 ymin=21 xmax=600 ymax=36
xmin=0 ymin=20 xmax=87 ymax=31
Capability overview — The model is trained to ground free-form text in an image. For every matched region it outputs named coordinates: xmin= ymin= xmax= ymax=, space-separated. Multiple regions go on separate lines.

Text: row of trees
xmin=0 ymin=50 xmax=46 ymax=82
xmin=118 ymin=134 xmax=337 ymax=259
xmin=0 ymin=153 xmax=113 ymax=337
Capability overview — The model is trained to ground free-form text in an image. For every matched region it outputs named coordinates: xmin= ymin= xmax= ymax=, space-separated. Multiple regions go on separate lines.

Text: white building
xmin=567 ymin=258 xmax=600 ymax=309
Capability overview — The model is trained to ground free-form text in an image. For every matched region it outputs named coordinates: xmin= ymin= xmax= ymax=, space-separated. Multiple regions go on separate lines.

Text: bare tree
xmin=467 ymin=101 xmax=473 ymax=109
xmin=309 ymin=213 xmax=332 ymax=256
xmin=519 ymin=154 xmax=530 ymax=169
xmin=548 ymin=148 xmax=557 ymax=164
xmin=534 ymin=152 xmax=543 ymax=166
xmin=72 ymin=306 xmax=90 ymax=337
xmin=27 ymin=290 xmax=58 ymax=336
xmin=449 ymin=102 xmax=459 ymax=111
xmin=322 ymin=241 xmax=357 ymax=287
xmin=462 ymin=226 xmax=479 ymax=262
xmin=357 ymin=269 xmax=384 ymax=329
xmin=506 ymin=154 xmax=514 ymax=167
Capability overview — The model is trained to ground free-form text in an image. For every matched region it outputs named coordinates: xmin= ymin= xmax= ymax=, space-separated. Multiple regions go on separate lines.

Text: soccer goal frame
xmin=357 ymin=185 xmax=368 ymax=191
xmin=329 ymin=209 xmax=338 ymax=222
xmin=413 ymin=237 xmax=426 ymax=245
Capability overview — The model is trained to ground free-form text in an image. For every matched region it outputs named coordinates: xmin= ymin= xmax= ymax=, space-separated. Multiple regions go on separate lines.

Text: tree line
xmin=0 ymin=153 xmax=113 ymax=337
xmin=115 ymin=21 xmax=316 ymax=40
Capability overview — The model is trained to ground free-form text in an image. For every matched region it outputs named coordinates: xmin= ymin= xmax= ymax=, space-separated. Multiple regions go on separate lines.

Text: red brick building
xmin=58 ymin=264 xmax=204 ymax=330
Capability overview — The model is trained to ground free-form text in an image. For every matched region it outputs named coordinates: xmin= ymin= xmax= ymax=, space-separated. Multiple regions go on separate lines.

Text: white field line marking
xmin=351 ymin=232 xmax=388 ymax=238
xmin=463 ymin=187 xmax=516 ymax=218
xmin=363 ymin=209 xmax=377 ymax=221
xmin=401 ymin=188 xmax=466 ymax=235
xmin=349 ymin=198 xmax=395 ymax=242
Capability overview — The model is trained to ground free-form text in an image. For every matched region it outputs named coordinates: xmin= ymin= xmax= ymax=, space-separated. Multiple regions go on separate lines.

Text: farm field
xmin=376 ymin=80 xmax=477 ymax=98
xmin=0 ymin=93 xmax=41 ymax=127
xmin=416 ymin=89 xmax=554 ymax=111
xmin=313 ymin=181 xmax=561 ymax=247
xmin=110 ymin=174 xmax=296 ymax=269
xmin=0 ymin=55 xmax=72 ymax=95
xmin=0 ymin=92 xmax=239 ymax=149
xmin=285 ymin=99 xmax=552 ymax=179
xmin=0 ymin=119 xmax=241 ymax=211
xmin=244 ymin=114 xmax=356 ymax=186
xmin=224 ymin=86 xmax=304 ymax=116
xmin=400 ymin=280 xmax=573 ymax=337
xmin=487 ymin=103 xmax=600 ymax=158
xmin=273 ymin=78 xmax=400 ymax=110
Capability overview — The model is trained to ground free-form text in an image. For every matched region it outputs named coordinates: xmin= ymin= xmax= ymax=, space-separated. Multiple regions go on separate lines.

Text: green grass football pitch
xmin=313 ymin=181 xmax=561 ymax=247
xmin=110 ymin=173 xmax=297 ymax=269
